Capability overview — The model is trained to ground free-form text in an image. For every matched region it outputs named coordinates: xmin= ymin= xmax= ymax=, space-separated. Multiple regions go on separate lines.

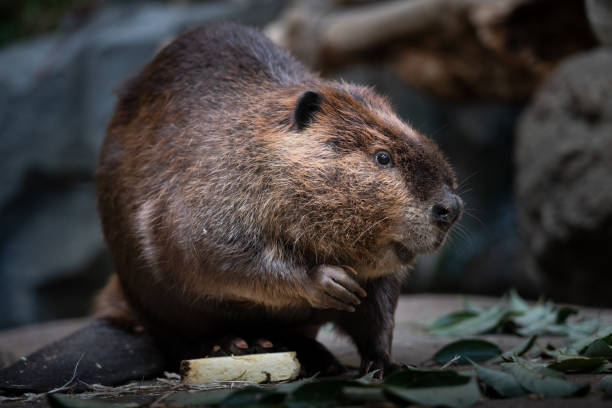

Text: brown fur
xmin=93 ymin=274 xmax=139 ymax=328
xmin=95 ymin=23 xmax=460 ymax=375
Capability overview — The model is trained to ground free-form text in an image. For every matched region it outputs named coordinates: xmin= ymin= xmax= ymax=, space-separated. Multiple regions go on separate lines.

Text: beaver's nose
xmin=431 ymin=193 xmax=463 ymax=227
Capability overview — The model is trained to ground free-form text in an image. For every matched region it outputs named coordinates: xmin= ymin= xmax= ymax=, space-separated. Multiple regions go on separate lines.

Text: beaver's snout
xmin=431 ymin=188 xmax=463 ymax=229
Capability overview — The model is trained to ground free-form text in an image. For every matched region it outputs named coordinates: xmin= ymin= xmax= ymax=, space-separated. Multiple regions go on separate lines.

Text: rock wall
xmin=0 ymin=1 xmax=285 ymax=329
xmin=516 ymin=48 xmax=612 ymax=305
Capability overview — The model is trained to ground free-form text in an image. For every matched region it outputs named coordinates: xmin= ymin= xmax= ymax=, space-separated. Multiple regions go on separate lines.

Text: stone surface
xmin=2 ymin=294 xmax=612 ymax=407
xmin=586 ymin=0 xmax=612 ymax=46
xmin=515 ymin=48 xmax=612 ymax=306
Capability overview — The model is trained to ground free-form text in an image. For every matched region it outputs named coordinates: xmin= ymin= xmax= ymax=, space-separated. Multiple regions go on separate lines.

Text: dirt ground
xmin=1 ymin=294 xmax=611 ymax=407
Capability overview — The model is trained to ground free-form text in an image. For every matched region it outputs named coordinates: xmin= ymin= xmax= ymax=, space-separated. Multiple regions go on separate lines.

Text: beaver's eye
xmin=375 ymin=150 xmax=392 ymax=168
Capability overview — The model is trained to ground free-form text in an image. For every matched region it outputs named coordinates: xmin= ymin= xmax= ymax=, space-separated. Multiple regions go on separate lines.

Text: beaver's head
xmin=267 ymin=84 xmax=462 ymax=278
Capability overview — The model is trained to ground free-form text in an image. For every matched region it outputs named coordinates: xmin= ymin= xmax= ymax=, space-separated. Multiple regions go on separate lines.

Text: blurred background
xmin=0 ymin=0 xmax=610 ymax=330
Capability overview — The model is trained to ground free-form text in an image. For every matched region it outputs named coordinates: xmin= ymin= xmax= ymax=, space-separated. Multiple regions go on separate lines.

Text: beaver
xmin=0 ymin=23 xmax=462 ymax=392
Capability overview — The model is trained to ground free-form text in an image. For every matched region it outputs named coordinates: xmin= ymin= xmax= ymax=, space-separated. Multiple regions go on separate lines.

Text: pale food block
xmin=180 ymin=351 xmax=301 ymax=384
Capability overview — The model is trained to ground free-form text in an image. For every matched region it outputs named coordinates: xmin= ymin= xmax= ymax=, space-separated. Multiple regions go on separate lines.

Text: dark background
xmin=0 ymin=0 xmax=610 ymax=329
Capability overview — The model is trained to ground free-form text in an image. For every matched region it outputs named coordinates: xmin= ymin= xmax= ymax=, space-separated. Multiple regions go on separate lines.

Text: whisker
xmin=463 ymin=211 xmax=488 ymax=232
xmin=451 ymin=224 xmax=471 ymax=241
xmin=457 ymin=171 xmax=479 ymax=190
xmin=454 ymin=219 xmax=477 ymax=244
xmin=445 ymin=232 xmax=458 ymax=248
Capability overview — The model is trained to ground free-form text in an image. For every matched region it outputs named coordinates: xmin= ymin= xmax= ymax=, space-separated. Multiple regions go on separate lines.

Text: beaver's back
xmin=96 ymin=24 xmax=318 ymax=333
xmin=113 ymin=23 xmax=311 ymax=130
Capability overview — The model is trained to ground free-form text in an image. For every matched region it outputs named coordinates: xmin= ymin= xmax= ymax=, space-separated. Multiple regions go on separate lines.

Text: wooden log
xmin=266 ymin=0 xmax=596 ymax=100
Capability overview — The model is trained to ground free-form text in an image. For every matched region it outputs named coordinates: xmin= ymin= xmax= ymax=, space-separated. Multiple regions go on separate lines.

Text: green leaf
xmin=428 ymin=310 xmax=479 ymax=331
xmin=568 ymin=327 xmax=612 ymax=354
xmin=601 ymin=375 xmax=612 ymax=398
xmin=548 ymin=318 xmax=601 ymax=341
xmin=463 ymin=298 xmax=484 ymax=313
xmin=471 ymin=362 xmax=526 ymax=398
xmin=540 ymin=343 xmax=564 ymax=359
xmin=433 ymin=339 xmax=502 ymax=365
xmin=602 ymin=330 xmax=612 ymax=344
xmin=502 ymin=360 xmax=589 ymax=397
xmin=221 ymin=388 xmax=285 ymax=406
xmin=515 ymin=302 xmax=559 ymax=336
xmin=513 ymin=301 xmax=553 ymax=327
xmin=429 ymin=303 xmax=509 ymax=337
xmin=556 ymin=307 xmax=578 ymax=324
xmin=384 ymin=367 xmax=471 ymax=388
xmin=385 ymin=376 xmax=481 ymax=408
xmin=568 ymin=318 xmax=601 ymax=335
xmin=274 ymin=375 xmax=317 ymax=393
xmin=547 ymin=355 xmax=606 ymax=373
xmin=285 ymin=379 xmax=360 ymax=408
xmin=429 ymin=291 xmax=605 ymax=339
xmin=508 ymin=288 xmax=530 ymax=313
xmin=339 ymin=387 xmax=385 ymax=404
xmin=48 ymin=394 xmax=135 ymax=408
xmin=495 ymin=335 xmax=537 ymax=362
xmin=167 ymin=382 xmax=297 ymax=408
xmin=166 ymin=389 xmax=236 ymax=407
xmin=583 ymin=339 xmax=612 ymax=358
xmin=355 ymin=369 xmax=380 ymax=384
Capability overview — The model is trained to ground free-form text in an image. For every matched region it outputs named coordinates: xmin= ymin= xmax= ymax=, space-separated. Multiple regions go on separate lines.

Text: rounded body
xmin=96 ymin=23 xmax=460 ymax=374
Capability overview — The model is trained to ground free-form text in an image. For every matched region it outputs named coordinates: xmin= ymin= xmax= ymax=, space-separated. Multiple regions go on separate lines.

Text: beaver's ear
xmin=293 ymin=90 xmax=323 ymax=131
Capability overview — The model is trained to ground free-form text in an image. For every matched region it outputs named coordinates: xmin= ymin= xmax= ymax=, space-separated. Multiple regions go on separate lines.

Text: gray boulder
xmin=515 ymin=48 xmax=612 ymax=306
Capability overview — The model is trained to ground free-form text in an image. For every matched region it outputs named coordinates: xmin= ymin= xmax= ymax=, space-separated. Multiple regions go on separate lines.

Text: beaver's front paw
xmin=304 ymin=265 xmax=367 ymax=312
xmin=360 ymin=357 xmax=402 ymax=379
